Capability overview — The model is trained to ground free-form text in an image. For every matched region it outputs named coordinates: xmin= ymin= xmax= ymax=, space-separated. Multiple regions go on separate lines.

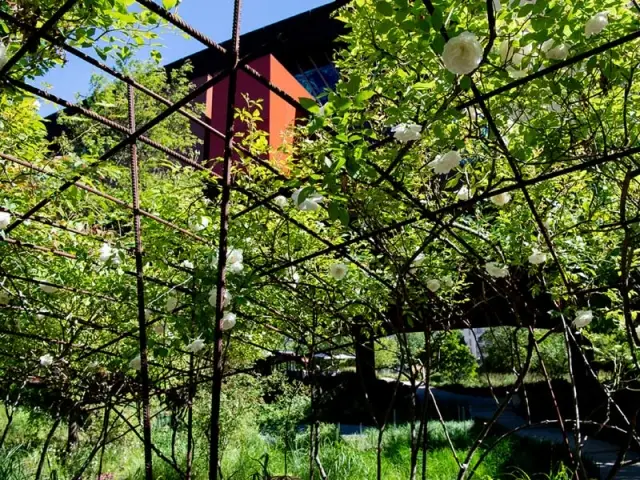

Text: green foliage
xmin=1 ymin=0 xmax=170 ymax=79
xmin=430 ymin=331 xmax=478 ymax=384
xmin=1 ymin=0 xmax=640 ymax=477
xmin=482 ymin=328 xmax=568 ymax=378
xmin=0 ymin=404 xmax=570 ymax=480
xmin=377 ymin=332 xmax=478 ymax=385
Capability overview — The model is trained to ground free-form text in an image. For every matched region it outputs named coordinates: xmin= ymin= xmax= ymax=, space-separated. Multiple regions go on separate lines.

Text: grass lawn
xmin=0 ymin=405 xmax=573 ymax=479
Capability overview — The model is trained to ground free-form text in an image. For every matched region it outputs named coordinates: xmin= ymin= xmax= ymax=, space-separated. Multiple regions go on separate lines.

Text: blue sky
xmin=38 ymin=0 xmax=332 ymax=115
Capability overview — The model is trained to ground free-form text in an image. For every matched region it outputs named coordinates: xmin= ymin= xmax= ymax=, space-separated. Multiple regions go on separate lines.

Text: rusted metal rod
xmin=1 ymin=237 xmax=192 ymax=294
xmin=258 ymin=144 xmax=640 ymax=278
xmin=209 ymin=0 xmax=243 ymax=477
xmin=0 ymin=0 xmax=80 ymax=78
xmin=0 ymin=151 xmax=208 ymax=243
xmin=3 ymin=64 xmax=233 ymax=234
xmin=127 ymin=84 xmax=154 ymax=480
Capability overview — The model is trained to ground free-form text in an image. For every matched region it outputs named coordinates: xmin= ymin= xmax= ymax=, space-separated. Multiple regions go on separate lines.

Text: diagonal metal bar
xmin=0 ymin=0 xmax=80 ymax=78
xmin=134 ymin=0 xmax=352 ymax=115
xmin=1 ymin=237 xmax=192 ymax=293
xmin=9 ymin=78 xmax=207 ymax=170
xmin=235 ymin=185 xmax=396 ymax=290
xmin=457 ymin=29 xmax=640 ymax=111
xmin=3 ymin=63 xmax=234 ymax=234
xmin=0 ymin=9 xmax=284 ymax=179
xmin=0 ymin=151 xmax=208 ymax=243
xmin=258 ymin=144 xmax=640 ymax=278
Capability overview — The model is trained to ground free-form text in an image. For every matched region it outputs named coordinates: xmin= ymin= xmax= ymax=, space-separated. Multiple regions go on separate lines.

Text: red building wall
xmin=194 ymin=54 xmax=311 ymax=175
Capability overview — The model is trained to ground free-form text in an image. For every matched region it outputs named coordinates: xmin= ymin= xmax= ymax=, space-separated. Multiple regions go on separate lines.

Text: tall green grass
xmin=0 ymin=404 xmax=572 ymax=480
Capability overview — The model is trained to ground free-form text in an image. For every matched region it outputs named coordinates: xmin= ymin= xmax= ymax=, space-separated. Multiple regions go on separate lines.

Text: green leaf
xmin=295 ymin=186 xmax=316 ymax=206
xmin=298 ymin=97 xmax=319 ymax=112
xmin=459 ymin=76 xmax=471 ymax=91
xmin=430 ymin=7 xmax=443 ymax=31
xmin=376 ymin=19 xmax=395 ymax=35
xmin=162 ymin=0 xmax=178 ymax=9
xmin=518 ymin=4 xmax=534 ymax=17
xmin=354 ymin=90 xmax=375 ymax=105
xmin=432 ymin=36 xmax=445 ymax=55
xmin=375 ymin=1 xmax=394 ymax=17
xmin=154 ymin=347 xmax=169 ymax=358
xmin=346 ymin=75 xmax=362 ymax=95
xmin=328 ymin=202 xmax=350 ymax=226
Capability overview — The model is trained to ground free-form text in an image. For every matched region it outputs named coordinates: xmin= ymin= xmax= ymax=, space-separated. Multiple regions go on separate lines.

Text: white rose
xmin=187 ymin=337 xmax=206 ymax=353
xmin=329 ymin=263 xmax=348 ymax=280
xmin=490 ymin=192 xmax=511 ymax=206
xmin=573 ymin=310 xmax=593 ymax=329
xmin=427 ymin=279 xmax=441 ymax=292
xmin=111 ymin=250 xmax=122 ymax=266
xmin=0 ymin=211 xmax=11 ymax=229
xmin=391 ymin=123 xmax=422 ymax=143
xmin=528 ymin=249 xmax=547 ymax=265
xmin=410 ymin=253 xmax=425 ymax=274
xmin=274 ymin=195 xmax=288 ymax=208
xmin=499 ymin=40 xmax=514 ymax=63
xmin=221 ymin=312 xmax=237 ymax=331
xmin=189 ymin=216 xmax=210 ymax=232
xmin=0 ymin=43 xmax=7 ymax=69
xmin=485 ymin=261 xmax=509 ymax=278
xmin=585 ymin=12 xmax=608 ymax=38
xmin=456 ymin=186 xmax=471 ymax=201
xmin=98 ymin=243 xmax=113 ymax=263
xmin=541 ymin=39 xmax=555 ymax=53
xmin=181 ymin=260 xmax=194 ymax=269
xmin=546 ymin=43 xmax=569 ymax=60
xmin=129 ymin=354 xmax=141 ymax=371
xmin=429 ymin=150 xmax=461 ymax=175
xmin=550 ymin=102 xmax=562 ymax=113
xmin=40 ymin=354 xmax=54 ymax=367
xmin=228 ymin=261 xmax=244 ymax=274
xmin=442 ymin=32 xmax=484 ymax=75
xmin=0 ymin=290 xmax=9 ymax=305
xmin=39 ymin=282 xmax=58 ymax=294
xmin=520 ymin=43 xmax=533 ymax=56
xmin=209 ymin=288 xmax=232 ymax=309
xmin=292 ymin=188 xmax=324 ymax=211
xmin=507 ymin=66 xmax=528 ymax=79
xmin=227 ymin=248 xmax=243 ymax=265
xmin=165 ymin=295 xmax=178 ymax=313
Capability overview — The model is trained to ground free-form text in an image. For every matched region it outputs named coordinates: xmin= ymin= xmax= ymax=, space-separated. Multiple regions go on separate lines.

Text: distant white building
xmin=462 ymin=328 xmax=486 ymax=359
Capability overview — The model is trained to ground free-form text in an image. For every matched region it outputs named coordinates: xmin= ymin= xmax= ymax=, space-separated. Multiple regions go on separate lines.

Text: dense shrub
xmin=430 ymin=331 xmax=478 ymax=384
xmin=482 ymin=328 xmax=568 ymax=377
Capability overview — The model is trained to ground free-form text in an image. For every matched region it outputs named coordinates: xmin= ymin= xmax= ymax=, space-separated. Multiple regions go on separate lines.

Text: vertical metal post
xmin=209 ymin=1 xmax=242 ymax=478
xmin=128 ymin=84 xmax=154 ymax=480
xmin=186 ymin=281 xmax=197 ymax=480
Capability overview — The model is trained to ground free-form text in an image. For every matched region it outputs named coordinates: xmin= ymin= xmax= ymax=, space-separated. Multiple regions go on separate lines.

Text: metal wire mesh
xmin=0 ymin=1 xmax=639 ymax=479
